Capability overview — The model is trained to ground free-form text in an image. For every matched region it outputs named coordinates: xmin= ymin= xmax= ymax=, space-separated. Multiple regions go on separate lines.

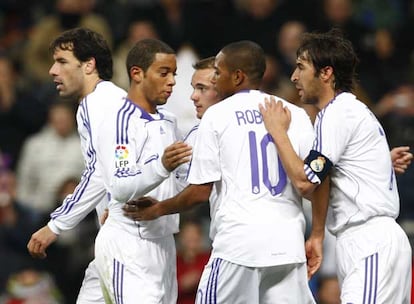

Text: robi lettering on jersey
xmin=115 ymin=144 xmax=130 ymax=168
xmin=235 ymin=109 xmax=263 ymax=126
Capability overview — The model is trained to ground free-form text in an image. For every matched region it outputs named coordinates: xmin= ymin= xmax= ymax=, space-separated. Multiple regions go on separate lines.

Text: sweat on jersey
xmin=187 ymin=90 xmax=315 ymax=267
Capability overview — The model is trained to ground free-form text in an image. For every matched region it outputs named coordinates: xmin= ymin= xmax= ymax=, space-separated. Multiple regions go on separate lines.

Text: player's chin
xmin=157 ymin=98 xmax=168 ymax=105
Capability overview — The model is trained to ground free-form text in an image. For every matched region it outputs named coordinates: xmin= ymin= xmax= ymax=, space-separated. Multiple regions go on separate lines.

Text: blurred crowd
xmin=1 ymin=0 xmax=414 ymax=303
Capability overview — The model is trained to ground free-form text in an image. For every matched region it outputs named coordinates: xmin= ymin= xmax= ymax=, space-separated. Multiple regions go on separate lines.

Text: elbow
xmin=294 ymin=180 xmax=315 ymax=198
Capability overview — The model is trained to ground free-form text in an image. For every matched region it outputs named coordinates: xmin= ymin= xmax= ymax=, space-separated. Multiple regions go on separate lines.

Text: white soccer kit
xmin=188 ymin=90 xmax=316 ymax=303
xmin=174 ymin=124 xmax=199 ymax=192
xmin=176 ymin=124 xmax=219 ymax=240
xmin=94 ymin=100 xmax=180 ymax=303
xmin=306 ymin=92 xmax=412 ymax=303
xmin=46 ymin=81 xmax=127 ymax=304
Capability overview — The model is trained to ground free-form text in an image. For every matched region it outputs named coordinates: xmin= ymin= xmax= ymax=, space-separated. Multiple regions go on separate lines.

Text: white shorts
xmin=77 ymin=259 xmax=105 ymax=304
xmin=94 ymin=224 xmax=177 ymax=304
xmin=336 ymin=216 xmax=412 ymax=303
xmin=196 ymin=257 xmax=315 ymax=304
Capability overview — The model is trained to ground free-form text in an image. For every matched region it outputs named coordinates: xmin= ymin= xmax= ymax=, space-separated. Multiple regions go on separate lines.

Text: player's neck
xmin=127 ymin=92 xmax=157 ymax=114
xmin=80 ymin=76 xmax=102 ymax=101
xmin=316 ymin=86 xmax=337 ymax=110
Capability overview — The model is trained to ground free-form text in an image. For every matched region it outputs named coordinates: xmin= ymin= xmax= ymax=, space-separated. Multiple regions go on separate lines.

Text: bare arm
xmin=259 ymin=97 xmax=317 ymax=197
xmin=110 ymin=141 xmax=192 ymax=202
xmin=306 ymin=177 xmax=330 ymax=279
xmin=27 ymin=225 xmax=57 ymax=259
xmin=123 ymin=183 xmax=213 ymax=221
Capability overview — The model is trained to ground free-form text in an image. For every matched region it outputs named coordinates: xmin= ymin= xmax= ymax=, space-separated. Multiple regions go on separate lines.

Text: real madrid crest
xmin=310 ymin=156 xmax=326 ymax=173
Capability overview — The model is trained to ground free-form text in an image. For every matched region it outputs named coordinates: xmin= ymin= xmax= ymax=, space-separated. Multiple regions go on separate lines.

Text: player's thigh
xmin=76 ymin=259 xmax=105 ymax=304
xmin=95 ymin=227 xmax=177 ymax=304
xmin=196 ymin=258 xmax=315 ymax=304
xmin=196 ymin=258 xmax=259 ymax=304
xmin=338 ymin=219 xmax=412 ymax=303
xmin=260 ymin=263 xmax=316 ymax=304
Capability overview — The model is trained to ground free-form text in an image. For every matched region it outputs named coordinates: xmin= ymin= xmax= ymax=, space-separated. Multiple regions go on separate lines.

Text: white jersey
xmin=308 ymin=92 xmax=399 ymax=235
xmin=176 ymin=124 xmax=219 ymax=240
xmin=187 ymin=90 xmax=315 ymax=267
xmin=96 ymin=100 xmax=180 ymax=238
xmin=48 ymin=81 xmax=127 ymax=234
xmin=174 ymin=124 xmax=199 ymax=192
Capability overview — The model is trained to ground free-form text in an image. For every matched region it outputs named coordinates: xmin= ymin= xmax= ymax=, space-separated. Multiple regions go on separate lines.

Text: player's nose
xmin=49 ymin=63 xmax=58 ymax=76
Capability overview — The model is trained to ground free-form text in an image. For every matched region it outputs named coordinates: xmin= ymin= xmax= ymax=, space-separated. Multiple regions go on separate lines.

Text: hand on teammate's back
xmin=123 ymin=197 xmax=160 ymax=221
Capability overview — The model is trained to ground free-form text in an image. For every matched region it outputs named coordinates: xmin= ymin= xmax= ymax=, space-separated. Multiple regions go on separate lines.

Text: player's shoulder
xmin=86 ymin=81 xmax=127 ymax=112
xmin=183 ymin=124 xmax=199 ymax=144
xmin=92 ymin=81 xmax=127 ymax=99
xmin=157 ymin=106 xmax=178 ymax=122
xmin=265 ymin=93 xmax=309 ymax=117
xmin=330 ymin=92 xmax=360 ymax=109
xmin=327 ymin=92 xmax=368 ymax=118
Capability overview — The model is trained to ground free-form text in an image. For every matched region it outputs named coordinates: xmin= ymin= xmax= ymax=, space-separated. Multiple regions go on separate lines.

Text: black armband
xmin=304 ymin=150 xmax=333 ymax=182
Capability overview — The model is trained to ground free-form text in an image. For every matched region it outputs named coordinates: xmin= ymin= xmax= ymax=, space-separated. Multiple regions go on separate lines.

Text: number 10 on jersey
xmin=249 ymin=131 xmax=287 ymax=196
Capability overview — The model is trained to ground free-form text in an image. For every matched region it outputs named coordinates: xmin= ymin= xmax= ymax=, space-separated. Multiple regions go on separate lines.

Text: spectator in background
xmin=353 ymin=0 xmax=406 ymax=31
xmin=275 ymin=20 xmax=307 ymax=78
xmin=23 ymin=0 xmax=112 ymax=86
xmin=46 ymin=177 xmax=99 ymax=304
xmin=358 ymin=28 xmax=409 ymax=103
xmin=229 ymin=0 xmax=291 ymax=55
xmin=0 ymin=169 xmax=41 ymax=292
xmin=176 ymin=220 xmax=210 ymax=304
xmin=156 ymin=0 xmax=186 ymax=51
xmin=0 ymin=268 xmax=62 ymax=304
xmin=112 ymin=18 xmax=160 ymax=90
xmin=374 ymin=84 xmax=414 ymax=248
xmin=273 ymin=20 xmax=319 ymax=121
xmin=306 ymin=0 xmax=377 ymax=107
xmin=0 ymin=1 xmax=35 ymax=62
xmin=312 ymin=0 xmax=372 ymax=66
xmin=16 ymin=101 xmax=84 ymax=218
xmin=0 ymin=53 xmax=47 ymax=170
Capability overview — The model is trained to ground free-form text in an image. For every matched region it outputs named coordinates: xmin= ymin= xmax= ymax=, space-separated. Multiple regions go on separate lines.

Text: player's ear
xmin=129 ymin=66 xmax=144 ymax=83
xmin=233 ymin=69 xmax=245 ymax=86
xmin=84 ymin=57 xmax=96 ymax=75
xmin=319 ymin=66 xmax=334 ymax=82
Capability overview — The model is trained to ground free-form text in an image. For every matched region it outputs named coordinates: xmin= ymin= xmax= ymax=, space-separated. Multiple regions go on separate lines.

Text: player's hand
xmin=305 ymin=234 xmax=324 ymax=279
xmin=259 ymin=96 xmax=291 ymax=136
xmin=162 ymin=141 xmax=192 ymax=172
xmin=391 ymin=146 xmax=412 ymax=174
xmin=123 ymin=197 xmax=160 ymax=221
xmin=27 ymin=225 xmax=58 ymax=259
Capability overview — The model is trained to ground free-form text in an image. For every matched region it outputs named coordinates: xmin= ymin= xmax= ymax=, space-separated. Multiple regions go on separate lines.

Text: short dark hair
xmin=220 ymin=40 xmax=266 ymax=86
xmin=50 ymin=27 xmax=113 ymax=80
xmin=126 ymin=38 xmax=175 ymax=81
xmin=296 ymin=28 xmax=359 ymax=92
xmin=193 ymin=56 xmax=215 ymax=70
